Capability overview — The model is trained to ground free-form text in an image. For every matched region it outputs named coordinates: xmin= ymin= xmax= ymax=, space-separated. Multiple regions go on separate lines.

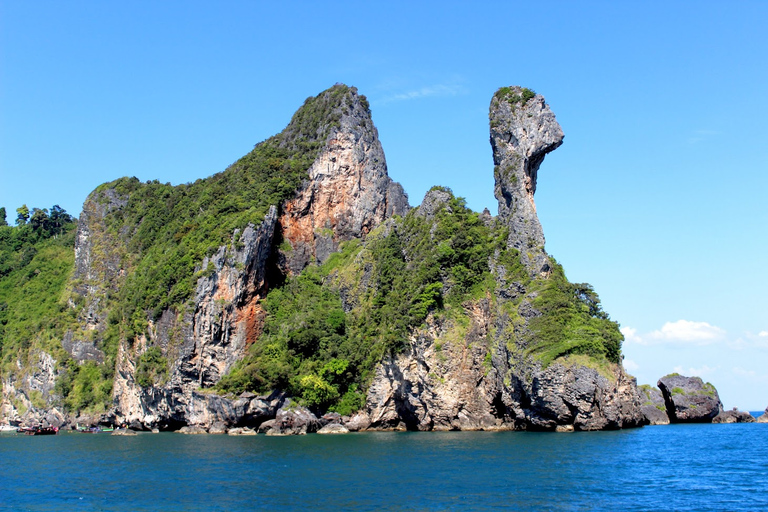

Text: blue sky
xmin=2 ymin=1 xmax=766 ymax=409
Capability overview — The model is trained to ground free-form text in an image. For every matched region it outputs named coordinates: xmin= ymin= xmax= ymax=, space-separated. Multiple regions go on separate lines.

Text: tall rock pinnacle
xmin=490 ymin=87 xmax=564 ymax=274
xmin=279 ymin=85 xmax=409 ymax=275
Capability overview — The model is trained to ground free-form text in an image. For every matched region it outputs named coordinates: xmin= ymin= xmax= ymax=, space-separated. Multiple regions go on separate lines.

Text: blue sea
xmin=1 ymin=421 xmax=767 ymax=511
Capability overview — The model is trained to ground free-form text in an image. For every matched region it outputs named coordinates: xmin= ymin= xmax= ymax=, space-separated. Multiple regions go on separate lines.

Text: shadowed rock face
xmin=490 ymin=87 xmax=564 ymax=275
xmin=638 ymin=384 xmax=671 ymax=425
xmin=657 ymin=374 xmax=723 ymax=423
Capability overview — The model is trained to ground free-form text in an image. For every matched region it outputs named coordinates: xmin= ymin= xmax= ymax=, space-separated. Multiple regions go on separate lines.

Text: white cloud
xmin=727 ymin=337 xmax=748 ymax=350
xmin=623 ymin=358 xmax=639 ymax=372
xmin=650 ymin=320 xmax=725 ymax=344
xmin=377 ymin=84 xmax=466 ymax=104
xmin=620 ymin=326 xmax=645 ymax=344
xmin=759 ymin=331 xmax=768 ymax=337
xmin=731 ymin=367 xmax=768 ymax=385
xmin=672 ymin=364 xmax=716 ymax=378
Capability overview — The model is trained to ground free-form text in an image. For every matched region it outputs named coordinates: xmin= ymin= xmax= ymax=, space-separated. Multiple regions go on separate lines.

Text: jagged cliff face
xmin=110 ymin=209 xmax=279 ymax=428
xmin=278 ymin=92 xmax=408 ymax=274
xmin=357 ymin=88 xmax=642 ymax=431
xmin=2 ymin=84 xmax=644 ymax=433
xmin=353 ymin=191 xmax=644 ymax=432
xmin=69 ymin=85 xmax=408 ymax=429
xmin=490 ymin=87 xmax=564 ymax=275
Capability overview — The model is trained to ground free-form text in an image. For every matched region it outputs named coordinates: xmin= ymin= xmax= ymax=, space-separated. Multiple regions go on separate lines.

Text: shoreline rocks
xmin=638 ymin=384 xmax=670 ymax=425
xmin=657 ymin=374 xmax=723 ymax=423
xmin=713 ymin=408 xmax=756 ymax=424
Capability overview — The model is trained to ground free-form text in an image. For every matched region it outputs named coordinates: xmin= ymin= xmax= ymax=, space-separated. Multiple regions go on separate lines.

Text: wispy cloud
xmin=650 ymin=320 xmax=725 ymax=344
xmin=731 ymin=367 xmax=768 ymax=385
xmin=622 ymin=320 xmax=727 ymax=346
xmin=728 ymin=331 xmax=768 ymax=350
xmin=621 ymin=326 xmax=644 ymax=344
xmin=672 ymin=364 xmax=717 ymax=377
xmin=623 ymin=358 xmax=639 ymax=372
xmin=376 ymin=83 xmax=467 ymax=105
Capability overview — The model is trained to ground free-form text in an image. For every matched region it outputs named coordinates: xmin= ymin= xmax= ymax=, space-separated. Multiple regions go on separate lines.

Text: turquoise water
xmin=1 ymin=424 xmax=767 ymax=511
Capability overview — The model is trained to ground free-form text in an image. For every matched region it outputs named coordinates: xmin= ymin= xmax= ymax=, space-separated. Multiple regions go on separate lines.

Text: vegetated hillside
xmin=217 ymin=189 xmax=624 ymax=418
xmin=0 ymin=207 xmax=78 ymax=408
xmin=71 ymin=84 xmax=369 ymax=413
xmin=0 ymin=84 xmax=643 ymax=431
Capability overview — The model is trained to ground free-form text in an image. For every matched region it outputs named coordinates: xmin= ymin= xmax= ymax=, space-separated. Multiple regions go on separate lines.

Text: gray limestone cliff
xmin=341 ymin=88 xmax=644 ymax=431
xmin=74 ymin=85 xmax=407 ymax=430
xmin=2 ymin=85 xmax=649 ymax=433
xmin=490 ymin=87 xmax=563 ymax=275
xmin=355 ymin=191 xmax=644 ymax=432
xmin=278 ymin=89 xmax=408 ymax=275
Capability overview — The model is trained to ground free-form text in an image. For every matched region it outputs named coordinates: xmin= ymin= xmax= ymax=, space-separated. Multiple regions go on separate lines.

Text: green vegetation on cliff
xmin=0 ymin=207 xmax=77 ymax=371
xmin=493 ymin=86 xmax=536 ymax=108
xmin=215 ymin=186 xmax=623 ymax=412
xmin=0 ymin=206 xmax=119 ymax=414
xmin=217 ymin=190 xmax=541 ymax=411
xmin=0 ymin=85 xmax=626 ymax=421
xmin=527 ymin=263 xmax=622 ymax=365
xmin=101 ymin=85 xmax=356 ymax=330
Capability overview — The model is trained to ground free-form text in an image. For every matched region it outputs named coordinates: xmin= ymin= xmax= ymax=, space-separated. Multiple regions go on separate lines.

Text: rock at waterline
xmin=637 ymin=384 xmax=670 ymax=425
xmin=657 ymin=374 xmax=723 ymax=423
xmin=318 ymin=423 xmax=349 ymax=434
xmin=712 ymin=408 xmax=756 ymax=424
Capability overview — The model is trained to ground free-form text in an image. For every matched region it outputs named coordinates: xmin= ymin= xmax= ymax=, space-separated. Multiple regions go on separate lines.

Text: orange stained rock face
xmin=240 ymin=298 xmax=266 ymax=348
xmin=279 ymin=132 xmax=377 ymax=267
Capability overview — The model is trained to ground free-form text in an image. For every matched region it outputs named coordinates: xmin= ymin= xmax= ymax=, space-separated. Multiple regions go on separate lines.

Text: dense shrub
xmin=526 ymin=262 xmax=623 ymax=365
xmin=135 ymin=347 xmax=168 ymax=388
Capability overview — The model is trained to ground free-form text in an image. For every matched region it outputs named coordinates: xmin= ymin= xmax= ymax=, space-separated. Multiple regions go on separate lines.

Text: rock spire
xmin=490 ymin=86 xmax=564 ymax=274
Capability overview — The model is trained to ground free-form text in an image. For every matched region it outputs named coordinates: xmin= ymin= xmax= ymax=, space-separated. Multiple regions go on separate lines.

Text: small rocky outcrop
xmin=712 ymin=408 xmax=755 ymax=424
xmin=342 ymin=412 xmax=371 ymax=432
xmin=207 ymin=421 xmax=228 ymax=434
xmin=638 ymin=384 xmax=670 ymax=425
xmin=490 ymin=87 xmax=564 ymax=275
xmin=111 ymin=429 xmax=137 ymax=436
xmin=758 ymin=407 xmax=768 ymax=423
xmin=177 ymin=425 xmax=208 ymax=434
xmin=258 ymin=402 xmax=320 ymax=435
xmin=657 ymin=374 xmax=723 ymax=423
xmin=317 ymin=423 xmax=349 ymax=434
